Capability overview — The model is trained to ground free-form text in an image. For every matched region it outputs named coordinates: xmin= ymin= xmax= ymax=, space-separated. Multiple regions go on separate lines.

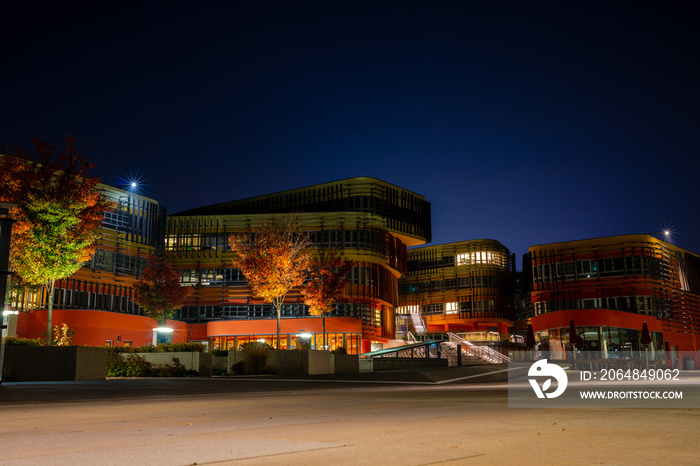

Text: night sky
xmin=2 ymin=1 xmax=699 ymax=266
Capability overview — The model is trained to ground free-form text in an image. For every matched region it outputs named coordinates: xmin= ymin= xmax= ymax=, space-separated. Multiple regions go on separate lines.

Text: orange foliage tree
xmin=301 ymin=249 xmax=353 ymax=350
xmin=0 ymin=137 xmax=106 ymax=344
xmin=132 ymin=252 xmax=190 ymax=325
xmin=229 ymin=216 xmax=313 ymax=349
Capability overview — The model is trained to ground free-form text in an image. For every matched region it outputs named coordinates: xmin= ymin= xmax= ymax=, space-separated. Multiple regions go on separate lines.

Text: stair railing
xmin=447 ymin=332 xmax=511 ymax=363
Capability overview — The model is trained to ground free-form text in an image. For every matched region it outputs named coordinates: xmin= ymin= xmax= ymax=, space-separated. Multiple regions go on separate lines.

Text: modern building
xmin=10 ymin=185 xmax=174 ymax=345
xmin=8 ymin=174 xmax=700 ymax=364
xmin=397 ymin=240 xmax=516 ymax=340
xmin=10 ymin=177 xmax=431 ymax=353
xmin=166 ymin=177 xmax=431 ymax=354
xmin=523 ymin=234 xmax=700 ymax=361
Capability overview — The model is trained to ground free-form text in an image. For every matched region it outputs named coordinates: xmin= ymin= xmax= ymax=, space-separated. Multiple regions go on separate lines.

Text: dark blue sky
xmin=2 ymin=1 xmax=699 ymax=265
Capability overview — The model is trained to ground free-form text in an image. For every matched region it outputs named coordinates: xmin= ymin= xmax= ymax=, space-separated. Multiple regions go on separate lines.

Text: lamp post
xmin=0 ymin=202 xmax=17 ymax=384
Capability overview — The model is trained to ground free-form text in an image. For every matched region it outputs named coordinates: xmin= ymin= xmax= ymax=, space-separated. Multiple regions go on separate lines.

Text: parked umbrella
xmin=640 ymin=321 xmax=653 ymax=367
xmin=525 ymin=323 xmax=536 ymax=350
xmin=640 ymin=321 xmax=652 ymax=348
xmin=569 ymin=319 xmax=583 ymax=350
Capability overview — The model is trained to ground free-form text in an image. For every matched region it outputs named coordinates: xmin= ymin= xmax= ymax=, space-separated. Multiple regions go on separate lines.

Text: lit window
xmin=396 ymin=305 xmax=420 ymax=314
xmin=456 ymin=251 xmax=499 ymax=266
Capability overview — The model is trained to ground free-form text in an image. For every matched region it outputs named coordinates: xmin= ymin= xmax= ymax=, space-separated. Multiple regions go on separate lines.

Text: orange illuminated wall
xmin=15 ymin=309 xmax=188 ymax=347
xmin=207 ymin=317 xmax=362 ymax=337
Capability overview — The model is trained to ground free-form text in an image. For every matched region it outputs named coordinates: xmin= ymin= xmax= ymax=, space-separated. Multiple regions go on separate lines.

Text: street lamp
xmin=647 ymin=230 xmax=672 ymax=242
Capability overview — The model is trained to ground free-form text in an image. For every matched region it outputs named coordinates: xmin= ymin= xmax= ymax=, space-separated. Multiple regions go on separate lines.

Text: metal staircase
xmin=410 ymin=312 xmax=427 ymax=339
xmin=444 ymin=332 xmax=511 ymax=365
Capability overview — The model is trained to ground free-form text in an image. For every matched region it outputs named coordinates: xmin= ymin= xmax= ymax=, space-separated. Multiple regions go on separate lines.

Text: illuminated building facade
xmin=165 ymin=177 xmax=431 ymax=353
xmin=397 ymin=240 xmax=516 ymax=337
xmin=11 ymin=185 xmax=171 ymax=345
xmin=524 ymin=234 xmax=700 ymax=359
xmin=10 ymin=176 xmax=699 ymax=363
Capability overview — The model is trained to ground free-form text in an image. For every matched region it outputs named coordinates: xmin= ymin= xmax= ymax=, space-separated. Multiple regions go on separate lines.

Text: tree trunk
xmin=46 ymin=280 xmax=55 ymax=346
xmin=322 ymin=313 xmax=326 ymax=350
xmin=275 ymin=303 xmax=282 ymax=350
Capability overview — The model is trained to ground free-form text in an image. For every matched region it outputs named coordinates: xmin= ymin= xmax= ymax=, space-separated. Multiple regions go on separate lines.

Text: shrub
xmin=230 ymin=360 xmax=247 ymax=375
xmin=107 ymin=353 xmax=153 ymax=377
xmin=152 ymin=357 xmax=197 ymax=377
xmin=109 ymin=342 xmax=206 ymax=354
xmin=155 ymin=342 xmax=207 ymax=353
xmin=3 ymin=336 xmax=43 ymax=346
xmin=331 ymin=346 xmax=347 ymax=354
xmin=53 ymin=323 xmax=75 ymax=346
xmin=106 ymin=354 xmax=200 ymax=377
xmin=211 ymin=348 xmax=228 ymax=357
xmin=295 ymin=339 xmax=311 ymax=350
xmin=232 ymin=341 xmax=273 ymax=375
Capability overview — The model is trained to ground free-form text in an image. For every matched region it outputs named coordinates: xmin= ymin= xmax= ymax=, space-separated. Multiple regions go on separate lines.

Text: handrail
xmin=410 ymin=312 xmax=427 ymax=338
xmin=360 ymin=340 xmax=443 ymax=359
xmin=447 ymin=332 xmax=511 ymax=363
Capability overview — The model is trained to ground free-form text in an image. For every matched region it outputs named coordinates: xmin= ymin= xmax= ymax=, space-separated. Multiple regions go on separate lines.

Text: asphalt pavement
xmin=1 ymin=366 xmax=699 ymax=465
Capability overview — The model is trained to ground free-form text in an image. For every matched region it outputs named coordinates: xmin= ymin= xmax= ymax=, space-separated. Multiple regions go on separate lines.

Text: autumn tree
xmin=229 ymin=216 xmax=313 ymax=349
xmin=0 ymin=137 xmax=106 ymax=344
xmin=301 ymin=249 xmax=353 ymax=350
xmin=132 ymin=251 xmax=189 ymax=325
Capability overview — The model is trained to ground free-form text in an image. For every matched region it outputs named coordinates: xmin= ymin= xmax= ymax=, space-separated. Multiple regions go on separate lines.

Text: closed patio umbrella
xmin=525 ymin=323 xmax=536 ymax=350
xmin=640 ymin=321 xmax=652 ymax=348
xmin=569 ymin=319 xmax=583 ymax=350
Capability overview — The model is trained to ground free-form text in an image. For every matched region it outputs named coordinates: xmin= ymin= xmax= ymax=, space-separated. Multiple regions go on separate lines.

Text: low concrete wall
xmin=223 ymin=350 xmax=358 ymax=375
xmin=227 ymin=350 xmax=243 ymax=371
xmin=333 ymin=354 xmax=359 ymax=374
xmin=124 ymin=352 xmax=212 ymax=376
xmin=307 ymin=350 xmax=333 ymax=375
xmin=267 ymin=350 xmax=309 ymax=375
xmin=212 ymin=356 xmax=228 ymax=374
xmin=371 ymin=357 xmax=448 ymax=371
xmin=3 ymin=346 xmax=108 ymax=381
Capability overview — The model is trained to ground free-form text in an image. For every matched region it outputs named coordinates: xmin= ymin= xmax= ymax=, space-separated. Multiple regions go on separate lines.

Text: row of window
xmin=541 ymin=326 xmax=665 ymax=352
xmin=180 ymin=268 xmax=247 ymax=286
xmin=533 ymin=295 xmax=670 ymax=318
xmin=88 ymin=249 xmax=149 ymax=277
xmin=533 ymin=255 xmax=669 ymax=283
xmin=165 ymin=229 xmax=392 ymax=255
xmin=210 ymin=333 xmax=361 ymax=353
xmin=100 ymin=195 xmax=163 ymax=247
xmin=173 ymin=301 xmax=382 ymax=327
xmin=408 ymin=250 xmax=511 ymax=273
xmin=56 ymin=289 xmax=141 ymax=314
xmin=179 ymin=265 xmax=376 ymax=287
xmin=399 ymin=275 xmax=508 ymax=294
xmin=397 ymin=300 xmax=497 ymax=316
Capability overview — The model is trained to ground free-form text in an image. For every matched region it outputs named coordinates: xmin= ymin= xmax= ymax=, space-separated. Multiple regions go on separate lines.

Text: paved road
xmin=1 ymin=375 xmax=699 ymax=465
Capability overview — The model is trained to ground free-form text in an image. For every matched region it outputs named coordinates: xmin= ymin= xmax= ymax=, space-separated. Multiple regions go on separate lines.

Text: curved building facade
xmin=11 ymin=185 xmax=166 ymax=346
xmin=166 ymin=177 xmax=431 ymax=353
xmin=398 ymin=240 xmax=516 ymax=337
xmin=524 ymin=234 xmax=700 ymax=360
